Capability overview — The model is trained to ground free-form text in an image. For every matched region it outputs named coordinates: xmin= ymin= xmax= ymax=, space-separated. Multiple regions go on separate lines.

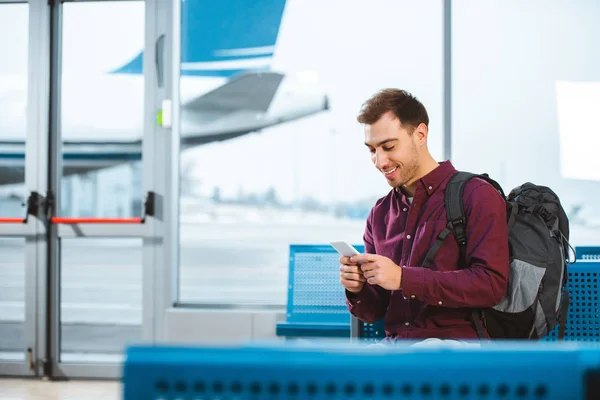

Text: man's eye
xmin=383 ymin=146 xmax=394 ymax=151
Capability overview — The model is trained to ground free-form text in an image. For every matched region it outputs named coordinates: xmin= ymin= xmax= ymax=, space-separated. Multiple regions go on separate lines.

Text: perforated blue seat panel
xmin=287 ymin=245 xmax=364 ymax=324
xmin=123 ymin=342 xmax=600 ymax=400
xmin=359 ymin=318 xmax=386 ymax=340
xmin=545 ymin=261 xmax=600 ymax=341
xmin=360 ymin=261 xmax=600 ymax=341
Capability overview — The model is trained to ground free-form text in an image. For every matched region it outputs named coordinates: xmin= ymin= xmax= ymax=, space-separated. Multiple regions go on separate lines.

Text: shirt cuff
xmin=400 ymin=266 xmax=426 ymax=300
xmin=345 ymin=287 xmax=368 ymax=309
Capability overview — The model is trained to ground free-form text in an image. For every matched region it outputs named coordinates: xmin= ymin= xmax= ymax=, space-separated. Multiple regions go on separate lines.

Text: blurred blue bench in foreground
xmin=122 ymin=341 xmax=600 ymax=400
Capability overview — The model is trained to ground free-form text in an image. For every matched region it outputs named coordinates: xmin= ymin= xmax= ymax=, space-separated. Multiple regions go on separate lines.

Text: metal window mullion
xmin=46 ymin=0 xmax=64 ymax=379
xmin=22 ymin=0 xmax=55 ymax=378
xmin=443 ymin=0 xmax=452 ymax=161
xmin=154 ymin=0 xmax=174 ymax=343
xmin=163 ymin=0 xmax=180 ymax=335
xmin=141 ymin=0 xmax=179 ymax=344
xmin=141 ymin=0 xmax=161 ymax=344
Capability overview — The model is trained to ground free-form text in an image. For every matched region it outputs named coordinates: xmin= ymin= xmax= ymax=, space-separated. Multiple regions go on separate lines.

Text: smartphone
xmin=330 ymin=241 xmax=361 ymax=257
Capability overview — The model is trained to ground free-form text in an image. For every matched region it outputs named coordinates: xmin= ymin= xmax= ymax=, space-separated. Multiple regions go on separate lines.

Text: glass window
xmin=452 ymin=0 xmax=600 ymax=246
xmin=0 ymin=238 xmax=26 ymax=362
xmin=60 ymin=1 xmax=145 ymax=218
xmin=0 ymin=3 xmax=28 ymax=217
xmin=60 ymin=238 xmax=142 ymax=363
xmin=177 ymin=0 xmax=445 ymax=306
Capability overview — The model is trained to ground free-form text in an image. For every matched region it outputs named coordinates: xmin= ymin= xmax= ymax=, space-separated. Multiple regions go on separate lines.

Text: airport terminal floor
xmin=2 ymin=0 xmax=600 ymax=399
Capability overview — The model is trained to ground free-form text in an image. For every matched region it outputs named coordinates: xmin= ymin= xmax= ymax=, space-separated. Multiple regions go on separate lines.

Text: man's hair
xmin=356 ymin=89 xmax=429 ymax=131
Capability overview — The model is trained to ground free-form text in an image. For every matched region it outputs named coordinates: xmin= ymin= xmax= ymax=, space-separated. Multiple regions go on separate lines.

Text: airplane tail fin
xmin=112 ymin=0 xmax=287 ymax=77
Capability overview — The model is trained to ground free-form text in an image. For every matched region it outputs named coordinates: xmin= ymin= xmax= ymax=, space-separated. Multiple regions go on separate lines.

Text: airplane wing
xmin=180 ymin=71 xmax=329 ymax=148
xmin=183 ymin=71 xmax=284 ymax=113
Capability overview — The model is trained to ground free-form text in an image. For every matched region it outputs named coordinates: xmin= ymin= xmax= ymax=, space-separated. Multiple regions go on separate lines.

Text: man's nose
xmin=374 ymin=151 xmax=388 ymax=169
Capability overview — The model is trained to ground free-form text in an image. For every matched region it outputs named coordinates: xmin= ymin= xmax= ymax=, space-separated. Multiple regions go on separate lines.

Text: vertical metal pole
xmin=142 ymin=0 xmax=159 ymax=344
xmin=47 ymin=0 xmax=63 ymax=379
xmin=24 ymin=0 xmax=52 ymax=378
xmin=443 ymin=0 xmax=452 ymax=161
xmin=169 ymin=0 xmax=181 ymax=305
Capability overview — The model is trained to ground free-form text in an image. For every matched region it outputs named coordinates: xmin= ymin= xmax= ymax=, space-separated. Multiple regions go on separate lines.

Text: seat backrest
xmin=543 ymin=260 xmax=600 ymax=342
xmin=352 ymin=260 xmax=600 ymax=342
xmin=286 ymin=244 xmax=364 ymax=324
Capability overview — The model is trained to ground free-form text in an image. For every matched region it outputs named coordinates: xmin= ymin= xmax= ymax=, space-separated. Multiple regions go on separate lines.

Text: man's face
xmin=364 ymin=111 xmax=421 ymax=189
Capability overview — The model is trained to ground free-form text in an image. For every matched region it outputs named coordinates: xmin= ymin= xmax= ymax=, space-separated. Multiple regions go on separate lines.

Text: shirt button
xmin=403 ymin=207 xmax=407 ymax=212
xmin=428 ymin=186 xmax=433 ymax=190
xmin=406 ymin=234 xmax=411 ymax=239
xmin=405 ymin=322 xmax=410 ymax=326
xmin=438 ymin=301 xmax=442 ymax=305
xmin=411 ymin=295 xmax=416 ymax=299
xmin=357 ymin=300 xmax=361 ymax=304
xmin=403 ymin=296 xmax=408 ymax=300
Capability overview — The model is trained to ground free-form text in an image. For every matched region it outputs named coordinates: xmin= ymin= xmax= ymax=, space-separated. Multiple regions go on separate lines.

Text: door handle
xmin=155 ymin=34 xmax=165 ymax=88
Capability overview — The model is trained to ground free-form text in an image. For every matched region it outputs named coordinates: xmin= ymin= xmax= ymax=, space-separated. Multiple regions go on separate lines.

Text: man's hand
xmin=350 ymin=253 xmax=403 ymax=291
xmin=339 ymin=255 xmax=366 ymax=293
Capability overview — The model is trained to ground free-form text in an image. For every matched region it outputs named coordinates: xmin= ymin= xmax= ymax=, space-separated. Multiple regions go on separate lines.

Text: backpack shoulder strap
xmin=444 ymin=171 xmax=479 ymax=256
xmin=422 ymin=171 xmax=497 ymax=268
xmin=446 ymin=171 xmax=506 ymax=259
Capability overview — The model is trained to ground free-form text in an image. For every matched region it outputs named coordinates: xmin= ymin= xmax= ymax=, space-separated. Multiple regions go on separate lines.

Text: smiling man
xmin=339 ymin=89 xmax=509 ymax=343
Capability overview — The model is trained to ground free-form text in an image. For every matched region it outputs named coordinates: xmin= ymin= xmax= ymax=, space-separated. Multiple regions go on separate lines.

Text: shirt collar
xmin=419 ymin=160 xmax=456 ymax=195
xmin=396 ymin=160 xmax=457 ymax=197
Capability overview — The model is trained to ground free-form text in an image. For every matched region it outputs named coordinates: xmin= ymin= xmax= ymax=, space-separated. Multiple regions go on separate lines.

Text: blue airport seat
xmin=353 ymin=318 xmax=386 ymax=341
xmin=576 ymin=246 xmax=600 ymax=261
xmin=123 ymin=342 xmax=600 ymax=400
xmin=544 ymin=260 xmax=600 ymax=341
xmin=276 ymin=244 xmax=364 ymax=339
xmin=354 ymin=260 xmax=600 ymax=342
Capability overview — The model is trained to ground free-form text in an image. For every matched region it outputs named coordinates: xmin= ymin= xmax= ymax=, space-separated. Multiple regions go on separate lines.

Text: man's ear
xmin=414 ymin=122 xmax=428 ymax=146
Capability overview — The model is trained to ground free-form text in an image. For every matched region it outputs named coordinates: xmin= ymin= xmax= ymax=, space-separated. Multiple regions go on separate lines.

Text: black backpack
xmin=423 ymin=171 xmax=575 ymax=340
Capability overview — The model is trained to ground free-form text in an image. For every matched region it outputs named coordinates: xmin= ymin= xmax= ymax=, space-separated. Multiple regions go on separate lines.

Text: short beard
xmin=395 ymin=142 xmax=420 ymax=189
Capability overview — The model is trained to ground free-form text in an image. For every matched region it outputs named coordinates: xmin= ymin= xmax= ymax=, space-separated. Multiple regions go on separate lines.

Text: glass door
xmin=0 ymin=0 xmax=48 ymax=377
xmin=41 ymin=0 xmax=168 ymax=379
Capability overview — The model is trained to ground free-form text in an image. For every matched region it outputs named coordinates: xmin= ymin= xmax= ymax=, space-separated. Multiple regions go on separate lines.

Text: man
xmin=340 ymin=89 xmax=509 ymax=342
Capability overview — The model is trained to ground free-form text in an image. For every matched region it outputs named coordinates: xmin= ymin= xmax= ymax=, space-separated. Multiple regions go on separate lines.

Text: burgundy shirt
xmin=346 ymin=160 xmax=509 ymax=340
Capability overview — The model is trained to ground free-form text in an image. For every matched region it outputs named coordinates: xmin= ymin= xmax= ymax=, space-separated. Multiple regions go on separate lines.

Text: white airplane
xmin=0 ymin=0 xmax=329 ymax=186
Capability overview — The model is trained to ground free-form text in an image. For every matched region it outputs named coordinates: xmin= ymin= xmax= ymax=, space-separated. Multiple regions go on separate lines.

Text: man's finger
xmin=341 ymin=278 xmax=363 ymax=289
xmin=363 ymin=269 xmax=376 ymax=279
xmin=359 ymin=262 xmax=377 ymax=272
xmin=367 ymin=277 xmax=379 ymax=285
xmin=340 ymin=265 xmax=363 ymax=275
xmin=350 ymin=253 xmax=379 ymax=264
xmin=339 ymin=255 xmax=357 ymax=265
xmin=341 ymin=272 xmax=366 ymax=282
